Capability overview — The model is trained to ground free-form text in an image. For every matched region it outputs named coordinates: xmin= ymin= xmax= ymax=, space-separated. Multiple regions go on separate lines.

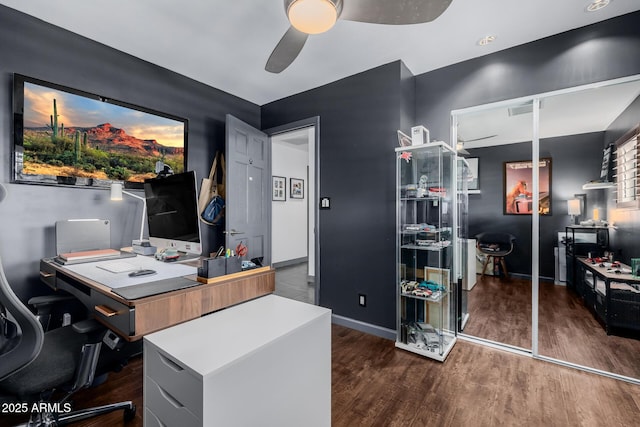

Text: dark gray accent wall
xmin=4 ymin=3 xmax=639 ymax=334
xmin=605 ymin=95 xmax=640 ymax=143
xmin=415 ymin=11 xmax=640 ymax=279
xmin=262 ymin=61 xmax=414 ymax=330
xmin=415 ymin=12 xmax=640 ymax=143
xmin=466 ymin=133 xmax=605 ymax=278
xmin=264 ymin=12 xmax=640 ymax=331
xmin=416 ymin=12 xmax=640 ymax=277
xmin=0 ymin=5 xmax=260 ymax=301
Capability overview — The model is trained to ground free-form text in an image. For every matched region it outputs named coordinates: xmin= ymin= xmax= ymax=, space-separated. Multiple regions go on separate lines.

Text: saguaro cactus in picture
xmin=49 ymin=99 xmax=58 ymax=140
xmin=48 ymin=98 xmax=65 ymax=141
xmin=74 ymin=130 xmax=82 ymax=162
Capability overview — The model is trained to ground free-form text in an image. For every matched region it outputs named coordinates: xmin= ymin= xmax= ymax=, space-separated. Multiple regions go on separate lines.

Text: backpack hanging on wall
xmin=198 ymin=151 xmax=226 ymax=225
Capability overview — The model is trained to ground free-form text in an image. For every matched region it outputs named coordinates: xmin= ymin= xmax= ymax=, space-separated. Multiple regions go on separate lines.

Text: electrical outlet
xmin=358 ymin=294 xmax=366 ymax=307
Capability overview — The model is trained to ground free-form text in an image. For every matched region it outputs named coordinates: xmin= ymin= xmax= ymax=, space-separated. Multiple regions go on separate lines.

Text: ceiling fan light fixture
xmin=586 ymin=0 xmax=610 ymax=12
xmin=287 ymin=0 xmax=339 ymax=34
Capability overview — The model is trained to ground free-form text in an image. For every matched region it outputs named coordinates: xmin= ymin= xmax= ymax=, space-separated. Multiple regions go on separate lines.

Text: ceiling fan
xmin=265 ymin=0 xmax=453 ymax=73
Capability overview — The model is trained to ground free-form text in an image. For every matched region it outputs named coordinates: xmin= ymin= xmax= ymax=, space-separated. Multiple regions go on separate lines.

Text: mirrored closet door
xmin=454 ymin=101 xmax=534 ymax=352
xmin=537 ymin=78 xmax=640 ymax=381
xmin=453 ymin=75 xmax=640 ymax=384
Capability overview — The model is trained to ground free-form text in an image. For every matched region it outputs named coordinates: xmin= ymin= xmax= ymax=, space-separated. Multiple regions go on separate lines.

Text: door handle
xmin=224 ymin=229 xmax=245 ymax=236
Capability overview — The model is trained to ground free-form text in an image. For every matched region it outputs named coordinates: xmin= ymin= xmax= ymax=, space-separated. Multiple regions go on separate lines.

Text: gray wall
xmin=2 ymin=4 xmax=639 ymax=332
xmin=264 ymin=11 xmax=640 ymax=330
xmin=262 ymin=61 xmax=413 ymax=331
xmin=415 ymin=13 xmax=640 ymax=143
xmin=415 ymin=11 xmax=640 ymax=278
xmin=0 ymin=5 xmax=260 ymax=301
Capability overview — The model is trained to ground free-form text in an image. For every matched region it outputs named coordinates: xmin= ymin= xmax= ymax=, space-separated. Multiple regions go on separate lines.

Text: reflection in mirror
xmin=537 ymin=77 xmax=640 ymax=381
xmin=455 ymin=102 xmax=533 ymax=351
xmin=455 ymin=75 xmax=640 ymax=383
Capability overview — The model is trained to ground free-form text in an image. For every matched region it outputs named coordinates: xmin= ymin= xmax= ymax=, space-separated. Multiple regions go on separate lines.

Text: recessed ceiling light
xmin=478 ymin=35 xmax=496 ymax=46
xmin=586 ymin=0 xmax=610 ymax=12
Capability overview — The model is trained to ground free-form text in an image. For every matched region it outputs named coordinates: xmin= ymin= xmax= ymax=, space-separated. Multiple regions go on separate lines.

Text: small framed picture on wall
xmin=290 ymin=178 xmax=304 ymax=199
xmin=272 ymin=176 xmax=286 ymax=201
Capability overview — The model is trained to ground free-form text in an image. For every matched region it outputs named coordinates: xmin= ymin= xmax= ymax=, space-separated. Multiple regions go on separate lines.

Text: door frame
xmin=264 ymin=116 xmax=321 ymax=305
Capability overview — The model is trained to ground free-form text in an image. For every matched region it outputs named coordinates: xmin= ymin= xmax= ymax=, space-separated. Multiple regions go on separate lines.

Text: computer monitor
xmin=143 ymin=171 xmax=202 ymax=255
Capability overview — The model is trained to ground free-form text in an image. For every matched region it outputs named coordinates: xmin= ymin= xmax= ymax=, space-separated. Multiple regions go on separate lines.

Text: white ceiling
xmin=2 ymin=0 xmax=640 ymax=106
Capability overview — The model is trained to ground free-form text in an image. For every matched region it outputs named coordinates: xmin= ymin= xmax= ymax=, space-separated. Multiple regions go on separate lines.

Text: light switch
xmin=320 ymin=197 xmax=331 ymax=209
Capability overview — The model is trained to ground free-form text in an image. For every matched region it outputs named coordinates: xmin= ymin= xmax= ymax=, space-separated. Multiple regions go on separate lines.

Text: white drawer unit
xmin=143 ymin=295 xmax=332 ymax=427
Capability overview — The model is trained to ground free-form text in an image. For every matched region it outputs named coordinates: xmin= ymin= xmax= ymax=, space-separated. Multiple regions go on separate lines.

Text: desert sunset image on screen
xmin=18 ymin=80 xmax=185 ymax=185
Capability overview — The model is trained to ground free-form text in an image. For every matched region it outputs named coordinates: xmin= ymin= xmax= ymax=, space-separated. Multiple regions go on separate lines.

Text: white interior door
xmin=225 ymin=114 xmax=271 ymax=265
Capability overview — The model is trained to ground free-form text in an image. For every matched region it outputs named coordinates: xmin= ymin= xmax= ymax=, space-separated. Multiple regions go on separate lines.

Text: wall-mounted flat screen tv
xmin=12 ymin=74 xmax=188 ymax=189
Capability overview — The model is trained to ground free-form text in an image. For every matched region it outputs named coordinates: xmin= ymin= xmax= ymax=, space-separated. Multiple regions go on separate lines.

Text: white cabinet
xmin=144 ymin=295 xmax=331 ymax=427
xmin=462 ymin=239 xmax=477 ymax=290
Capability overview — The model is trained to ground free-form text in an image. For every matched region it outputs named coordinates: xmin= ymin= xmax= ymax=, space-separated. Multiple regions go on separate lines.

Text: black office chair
xmin=476 ymin=232 xmax=516 ymax=278
xmin=0 ymin=257 xmax=136 ymax=426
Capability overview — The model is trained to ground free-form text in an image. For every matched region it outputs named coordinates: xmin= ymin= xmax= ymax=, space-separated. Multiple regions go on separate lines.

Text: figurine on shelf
xmin=417 ymin=175 xmax=428 ymax=197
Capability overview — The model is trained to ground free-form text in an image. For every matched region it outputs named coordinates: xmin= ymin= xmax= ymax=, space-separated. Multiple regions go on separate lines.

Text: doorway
xmin=265 ymin=118 xmax=319 ymax=305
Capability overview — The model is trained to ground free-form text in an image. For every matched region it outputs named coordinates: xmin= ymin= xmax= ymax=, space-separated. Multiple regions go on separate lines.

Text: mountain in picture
xmin=19 ymin=87 xmax=186 ymax=184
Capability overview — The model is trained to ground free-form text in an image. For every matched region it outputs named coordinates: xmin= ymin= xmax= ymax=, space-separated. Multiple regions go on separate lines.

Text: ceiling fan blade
xmin=265 ymin=26 xmax=309 ymax=73
xmin=340 ymin=0 xmax=452 ymax=25
xmin=465 ymin=135 xmax=498 ymax=142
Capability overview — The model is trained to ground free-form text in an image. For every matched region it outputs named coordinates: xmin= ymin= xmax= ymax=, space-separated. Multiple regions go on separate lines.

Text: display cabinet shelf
xmin=400 ymin=290 xmax=449 ymax=303
xmin=400 ymin=244 xmax=451 ymax=252
xmin=395 ymin=331 xmax=456 ymax=362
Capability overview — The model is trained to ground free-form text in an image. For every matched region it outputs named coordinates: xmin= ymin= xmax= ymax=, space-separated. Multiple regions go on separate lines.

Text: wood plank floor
xmin=463 ymin=274 xmax=640 ymax=379
xmin=3 ymin=323 xmax=639 ymax=427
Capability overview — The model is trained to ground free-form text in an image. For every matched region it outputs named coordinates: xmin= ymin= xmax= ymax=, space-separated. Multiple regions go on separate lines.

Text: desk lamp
xmin=110 ymin=183 xmax=146 ymax=242
xmin=567 ymin=198 xmax=581 ymax=225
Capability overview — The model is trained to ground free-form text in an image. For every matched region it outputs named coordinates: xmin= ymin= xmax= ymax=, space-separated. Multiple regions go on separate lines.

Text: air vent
xmin=507 ymin=100 xmax=544 ymax=117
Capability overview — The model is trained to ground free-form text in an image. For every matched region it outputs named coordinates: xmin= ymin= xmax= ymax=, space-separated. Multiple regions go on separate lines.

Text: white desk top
xmin=63 ymin=255 xmax=196 ymax=288
xmin=144 ymin=295 xmax=331 ymax=378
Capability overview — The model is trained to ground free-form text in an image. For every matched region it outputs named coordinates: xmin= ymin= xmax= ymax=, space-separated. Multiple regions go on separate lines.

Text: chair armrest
xmin=29 ymin=294 xmax=77 ymax=331
xmin=72 ymin=319 xmax=105 ymax=335
xmin=28 ymin=294 xmax=75 ymax=310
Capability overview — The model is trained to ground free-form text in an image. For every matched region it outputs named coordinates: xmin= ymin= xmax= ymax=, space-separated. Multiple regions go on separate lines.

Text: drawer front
xmin=92 ymin=291 xmax=135 ymax=336
xmin=145 ymin=346 xmax=203 ymax=415
xmin=610 ymin=300 xmax=640 ymax=325
xmin=144 ymin=408 xmax=164 ymax=427
xmin=145 ymin=377 xmax=200 ymax=427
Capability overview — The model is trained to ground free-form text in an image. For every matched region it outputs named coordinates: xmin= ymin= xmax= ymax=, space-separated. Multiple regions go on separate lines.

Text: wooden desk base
xmin=40 ymin=260 xmax=275 ymax=341
xmin=133 ymin=267 xmax=275 ymax=340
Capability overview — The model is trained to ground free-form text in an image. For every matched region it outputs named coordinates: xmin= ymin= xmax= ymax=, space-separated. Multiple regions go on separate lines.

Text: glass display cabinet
xmin=395 ymin=142 xmax=459 ymax=361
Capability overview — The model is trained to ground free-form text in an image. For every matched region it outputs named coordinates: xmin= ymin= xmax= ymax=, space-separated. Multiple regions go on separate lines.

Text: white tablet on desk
xmin=55 ymin=219 xmax=111 ymax=254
